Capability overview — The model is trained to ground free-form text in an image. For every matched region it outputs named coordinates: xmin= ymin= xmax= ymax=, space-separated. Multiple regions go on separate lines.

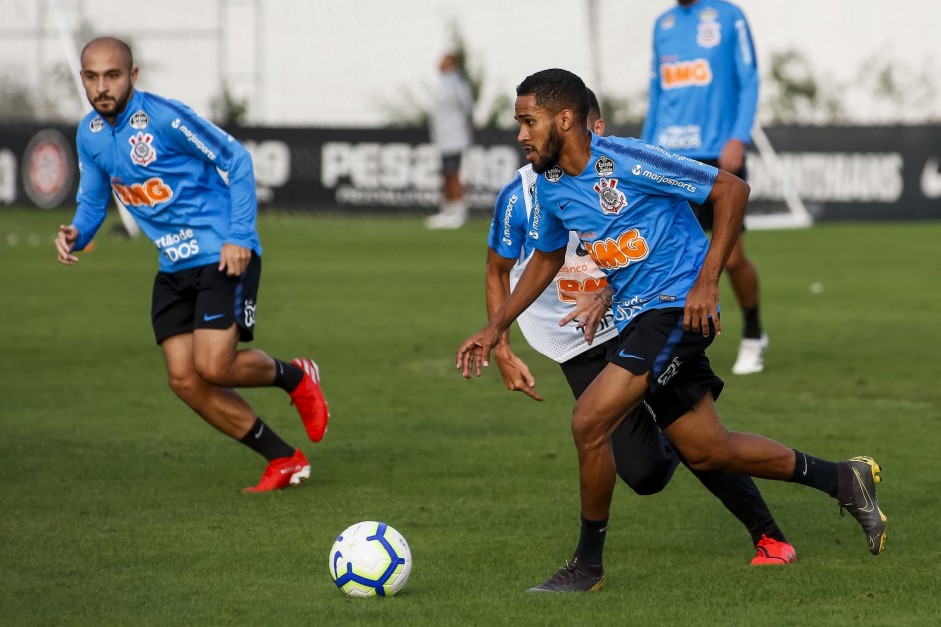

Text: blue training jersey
xmin=72 ymin=89 xmax=261 ymax=272
xmin=640 ymin=0 xmax=758 ymax=159
xmin=530 ymin=134 xmax=719 ymax=332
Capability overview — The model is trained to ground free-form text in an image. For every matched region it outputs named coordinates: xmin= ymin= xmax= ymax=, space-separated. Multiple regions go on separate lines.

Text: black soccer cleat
xmin=837 ymin=456 xmax=888 ymax=555
xmin=528 ymin=558 xmax=605 ymax=593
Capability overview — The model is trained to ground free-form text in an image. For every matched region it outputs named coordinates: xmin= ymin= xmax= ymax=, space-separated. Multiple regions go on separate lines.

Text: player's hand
xmin=219 ymin=243 xmax=251 ymax=276
xmin=55 ymin=224 xmax=80 ymax=265
xmin=456 ymin=325 xmax=501 ymax=379
xmin=718 ymin=139 xmax=746 ymax=174
xmin=493 ymin=345 xmax=543 ymax=401
xmin=559 ymin=287 xmax=612 ymax=345
xmin=683 ymin=279 xmax=720 ymax=337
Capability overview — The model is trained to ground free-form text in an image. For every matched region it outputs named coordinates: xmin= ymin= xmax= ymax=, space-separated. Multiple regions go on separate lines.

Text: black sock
xmin=239 ymin=417 xmax=296 ymax=461
xmin=574 ymin=516 xmax=608 ymax=566
xmin=788 ymin=449 xmax=839 ymax=497
xmin=742 ymin=306 xmax=762 ymax=339
xmin=272 ymin=359 xmax=304 ymax=393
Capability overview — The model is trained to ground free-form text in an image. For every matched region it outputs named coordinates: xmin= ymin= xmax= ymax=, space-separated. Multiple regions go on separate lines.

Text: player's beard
xmin=532 ymin=123 xmax=562 ymax=174
xmin=92 ymin=85 xmax=133 ymax=120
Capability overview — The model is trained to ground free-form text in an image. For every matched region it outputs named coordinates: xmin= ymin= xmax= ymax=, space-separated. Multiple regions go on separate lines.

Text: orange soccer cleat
xmin=289 ymin=357 xmax=330 ymax=443
xmin=242 ymin=449 xmax=311 ymax=493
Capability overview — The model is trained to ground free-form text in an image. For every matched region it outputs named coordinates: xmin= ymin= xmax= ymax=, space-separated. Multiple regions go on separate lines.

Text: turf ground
xmin=2 ymin=208 xmax=940 ymax=625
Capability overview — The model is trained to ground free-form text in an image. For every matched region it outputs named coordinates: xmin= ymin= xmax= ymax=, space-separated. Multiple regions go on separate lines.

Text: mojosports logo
xmin=634 ymin=167 xmax=698 ymax=193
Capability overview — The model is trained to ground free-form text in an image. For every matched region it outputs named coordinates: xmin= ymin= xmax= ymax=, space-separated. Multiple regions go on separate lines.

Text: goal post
xmin=745 ymin=123 xmax=814 ymax=230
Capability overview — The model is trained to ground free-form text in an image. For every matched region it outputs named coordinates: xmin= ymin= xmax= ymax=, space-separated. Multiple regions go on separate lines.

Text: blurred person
xmin=425 ymin=52 xmax=474 ymax=229
xmin=55 ymin=37 xmax=329 ymax=493
xmin=641 ymin=0 xmax=767 ymax=374
xmin=458 ymin=69 xmax=887 ymax=592
xmin=487 ymin=88 xmax=796 ymax=567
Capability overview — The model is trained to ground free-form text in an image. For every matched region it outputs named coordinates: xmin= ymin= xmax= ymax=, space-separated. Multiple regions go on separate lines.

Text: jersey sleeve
xmin=627 ymin=139 xmax=718 ymax=205
xmin=729 ymin=6 xmax=759 ymax=145
xmin=528 ymin=179 xmax=569 ymax=253
xmin=162 ymin=101 xmax=258 ymax=249
xmin=71 ymin=131 xmax=112 ymax=252
xmin=487 ymin=177 xmax=527 ymax=260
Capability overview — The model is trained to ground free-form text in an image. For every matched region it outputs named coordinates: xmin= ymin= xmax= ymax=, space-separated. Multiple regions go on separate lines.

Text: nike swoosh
xmin=853 ymin=468 xmax=876 ymax=513
xmin=560 ymin=201 xmax=570 ymax=211
xmin=254 ymin=425 xmax=265 ymax=439
xmin=203 ymin=313 xmax=225 ymax=321
xmin=618 ymin=350 xmax=644 ymax=360
xmin=802 ymin=455 xmax=808 ymax=476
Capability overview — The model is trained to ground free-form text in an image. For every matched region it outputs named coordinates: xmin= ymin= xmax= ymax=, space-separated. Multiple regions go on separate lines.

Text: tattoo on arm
xmin=595 ymin=286 xmax=614 ymax=306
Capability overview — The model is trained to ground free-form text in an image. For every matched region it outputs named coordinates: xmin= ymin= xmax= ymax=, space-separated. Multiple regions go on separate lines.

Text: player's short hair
xmin=81 ymin=37 xmax=134 ymax=71
xmin=586 ymin=88 xmax=602 ymax=121
xmin=517 ymin=69 xmax=589 ymax=127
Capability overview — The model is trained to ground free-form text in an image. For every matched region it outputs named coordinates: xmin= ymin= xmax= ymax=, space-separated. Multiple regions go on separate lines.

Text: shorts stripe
xmin=652 ymin=316 xmax=685 ymax=378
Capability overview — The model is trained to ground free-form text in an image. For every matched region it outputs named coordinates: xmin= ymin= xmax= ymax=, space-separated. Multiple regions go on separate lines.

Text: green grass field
xmin=2 ymin=208 xmax=940 ymax=626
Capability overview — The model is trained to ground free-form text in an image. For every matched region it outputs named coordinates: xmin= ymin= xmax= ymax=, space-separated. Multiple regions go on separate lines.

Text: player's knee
xmin=617 ymin=460 xmax=672 ymax=495
xmin=193 ymin=357 xmax=231 ymax=386
xmin=167 ymin=372 xmax=200 ymax=401
xmin=570 ymin=410 xmax=606 ymax=450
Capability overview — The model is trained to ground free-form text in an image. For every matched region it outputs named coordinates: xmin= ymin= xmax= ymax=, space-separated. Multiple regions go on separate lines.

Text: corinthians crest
xmin=594 ymin=178 xmax=627 ymax=215
xmin=129 ymin=132 xmax=157 ymax=166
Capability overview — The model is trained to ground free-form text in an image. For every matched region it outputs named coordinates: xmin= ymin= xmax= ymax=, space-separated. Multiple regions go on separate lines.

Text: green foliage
xmin=2 ymin=210 xmax=941 ymax=625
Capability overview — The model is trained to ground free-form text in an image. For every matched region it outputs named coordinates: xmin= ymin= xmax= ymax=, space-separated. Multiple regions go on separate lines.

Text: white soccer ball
xmin=329 ymin=521 xmax=412 ymax=598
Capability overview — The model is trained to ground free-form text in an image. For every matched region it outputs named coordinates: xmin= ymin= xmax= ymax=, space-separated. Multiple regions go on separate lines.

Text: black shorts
xmin=441 ymin=152 xmax=462 ymax=175
xmin=689 ymin=158 xmax=747 ymax=232
xmin=605 ymin=308 xmax=724 ymax=429
xmin=151 ymin=254 xmax=261 ymax=344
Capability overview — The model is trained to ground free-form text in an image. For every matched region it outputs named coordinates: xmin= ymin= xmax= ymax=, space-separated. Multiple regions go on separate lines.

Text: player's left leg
xmin=192 ymin=254 xmax=329 ymax=442
xmin=726 ymin=236 xmax=768 ymax=375
xmin=662 ymin=393 xmax=887 ymax=555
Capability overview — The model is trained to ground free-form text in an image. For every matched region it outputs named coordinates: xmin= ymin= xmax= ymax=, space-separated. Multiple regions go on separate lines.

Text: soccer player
xmin=641 ymin=0 xmax=767 ymax=374
xmin=425 ymin=52 xmax=475 ymax=229
xmin=488 ymin=88 xmax=796 ymax=567
xmin=457 ymin=69 xmax=887 ymax=592
xmin=55 ymin=37 xmax=329 ymax=493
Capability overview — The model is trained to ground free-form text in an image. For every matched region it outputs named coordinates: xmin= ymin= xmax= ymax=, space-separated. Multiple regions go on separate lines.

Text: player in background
xmin=55 ymin=37 xmax=329 ymax=493
xmin=641 ymin=0 xmax=767 ymax=374
xmin=425 ymin=52 xmax=475 ymax=229
xmin=458 ymin=69 xmax=887 ymax=593
xmin=487 ymin=88 xmax=795 ymax=567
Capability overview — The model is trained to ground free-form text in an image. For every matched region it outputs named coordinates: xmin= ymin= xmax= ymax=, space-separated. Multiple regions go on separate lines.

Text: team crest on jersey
xmin=129 ymin=132 xmax=157 ymax=166
xmin=544 ymin=166 xmax=564 ymax=183
xmin=594 ymin=156 xmax=615 ymax=176
xmin=697 ymin=11 xmax=721 ymax=48
xmin=594 ymin=178 xmax=627 ymax=215
xmin=129 ymin=110 xmax=149 ymax=129
xmin=89 ymin=116 xmax=104 ymax=133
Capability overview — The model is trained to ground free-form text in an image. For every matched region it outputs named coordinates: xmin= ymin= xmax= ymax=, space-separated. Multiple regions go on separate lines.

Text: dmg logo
xmin=586 ymin=229 xmax=650 ymax=270
xmin=112 ymin=177 xmax=173 ymax=207
xmin=556 ymin=277 xmax=608 ymax=303
xmin=660 ymin=59 xmax=712 ymax=89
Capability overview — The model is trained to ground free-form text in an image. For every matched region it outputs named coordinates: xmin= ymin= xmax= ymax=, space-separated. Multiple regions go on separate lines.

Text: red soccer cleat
xmin=750 ymin=535 xmax=797 ymax=565
xmin=289 ymin=357 xmax=330 ymax=443
xmin=242 ymin=449 xmax=311 ymax=493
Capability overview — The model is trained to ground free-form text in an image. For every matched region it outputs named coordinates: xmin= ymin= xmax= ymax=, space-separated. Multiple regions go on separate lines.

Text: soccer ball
xmin=329 ymin=521 xmax=412 ymax=597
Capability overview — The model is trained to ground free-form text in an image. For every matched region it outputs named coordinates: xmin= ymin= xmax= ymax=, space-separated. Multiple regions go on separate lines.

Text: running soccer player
xmin=487 ymin=88 xmax=795 ymax=568
xmin=642 ymin=0 xmax=767 ymax=374
xmin=457 ymin=69 xmax=887 ymax=592
xmin=55 ymin=37 xmax=329 ymax=493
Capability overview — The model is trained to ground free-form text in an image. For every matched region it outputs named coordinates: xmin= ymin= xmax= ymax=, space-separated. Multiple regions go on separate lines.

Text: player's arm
xmin=720 ymin=9 xmax=760 ymax=173
xmin=458 ymin=246 xmax=565 ymax=379
xmin=165 ymin=104 xmax=257 ymax=275
xmin=685 ymin=170 xmax=749 ymax=335
xmin=485 ymin=248 xmax=543 ymax=401
xmin=57 ymin=136 xmax=112 ymax=265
